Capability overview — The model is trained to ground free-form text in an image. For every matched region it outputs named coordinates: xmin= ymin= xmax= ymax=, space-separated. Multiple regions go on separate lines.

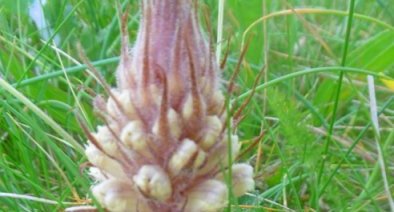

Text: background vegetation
xmin=0 ymin=0 xmax=393 ymax=211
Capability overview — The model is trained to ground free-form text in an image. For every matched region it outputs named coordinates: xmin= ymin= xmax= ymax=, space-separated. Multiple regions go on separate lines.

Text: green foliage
xmin=268 ymin=88 xmax=320 ymax=168
xmin=348 ymin=29 xmax=394 ymax=75
xmin=0 ymin=0 xmax=393 ymax=211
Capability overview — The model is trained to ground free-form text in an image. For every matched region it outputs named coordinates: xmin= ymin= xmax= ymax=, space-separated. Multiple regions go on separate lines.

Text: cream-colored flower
xmin=76 ymin=0 xmax=255 ymax=211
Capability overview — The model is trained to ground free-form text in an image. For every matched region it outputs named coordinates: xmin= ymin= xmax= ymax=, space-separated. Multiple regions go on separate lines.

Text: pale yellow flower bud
xmin=85 ymin=143 xmax=127 ymax=179
xmin=216 ymin=163 xmax=255 ymax=197
xmin=133 ymin=165 xmax=172 ymax=202
xmin=120 ymin=121 xmax=151 ymax=158
xmin=182 ymin=93 xmax=194 ymax=121
xmin=200 ymin=116 xmax=222 ymax=150
xmin=231 ymin=163 xmax=255 ymax=196
xmin=106 ymin=90 xmax=121 ymax=118
xmin=168 ymin=138 xmax=198 ymax=176
xmin=92 ymin=179 xmax=144 ymax=212
xmin=208 ymin=91 xmax=225 ymax=114
xmin=185 ymin=180 xmax=228 ymax=212
xmin=167 ymin=108 xmax=182 ymax=139
xmin=93 ymin=126 xmax=117 ymax=156
xmin=117 ymin=90 xmax=137 ymax=118
xmin=107 ymin=90 xmax=137 ymax=119
xmin=152 ymin=108 xmax=182 ymax=139
xmin=193 ymin=148 xmax=207 ymax=170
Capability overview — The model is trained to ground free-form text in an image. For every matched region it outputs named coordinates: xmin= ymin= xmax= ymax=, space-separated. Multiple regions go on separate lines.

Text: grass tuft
xmin=0 ymin=0 xmax=393 ymax=210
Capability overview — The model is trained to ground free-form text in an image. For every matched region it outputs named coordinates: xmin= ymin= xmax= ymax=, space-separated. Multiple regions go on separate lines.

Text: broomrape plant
xmin=70 ymin=0 xmax=254 ymax=211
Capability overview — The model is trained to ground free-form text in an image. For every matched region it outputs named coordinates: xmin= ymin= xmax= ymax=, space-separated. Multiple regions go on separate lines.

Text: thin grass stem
xmin=317 ymin=0 xmax=356 ymax=195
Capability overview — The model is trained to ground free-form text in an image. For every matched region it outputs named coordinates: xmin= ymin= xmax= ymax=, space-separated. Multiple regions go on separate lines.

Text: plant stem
xmin=317 ymin=0 xmax=356 ymax=201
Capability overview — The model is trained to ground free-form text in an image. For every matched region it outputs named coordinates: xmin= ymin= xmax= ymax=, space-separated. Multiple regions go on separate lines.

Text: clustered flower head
xmin=77 ymin=0 xmax=254 ymax=211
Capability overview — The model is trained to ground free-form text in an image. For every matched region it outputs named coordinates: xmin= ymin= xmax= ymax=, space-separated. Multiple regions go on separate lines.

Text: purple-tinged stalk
xmin=72 ymin=0 xmax=254 ymax=211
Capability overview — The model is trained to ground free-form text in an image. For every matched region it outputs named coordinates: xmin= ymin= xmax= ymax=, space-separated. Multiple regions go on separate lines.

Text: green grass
xmin=1 ymin=0 xmax=394 ymax=211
